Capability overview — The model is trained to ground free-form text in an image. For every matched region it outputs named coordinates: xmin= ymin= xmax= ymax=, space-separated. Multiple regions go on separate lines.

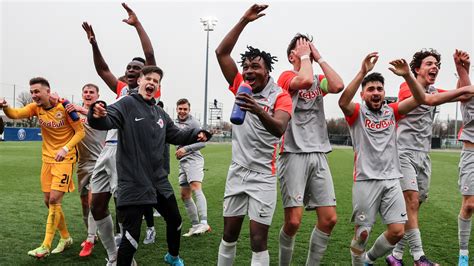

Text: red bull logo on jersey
xmin=364 ymin=118 xmax=395 ymax=129
xmin=298 ymin=88 xmax=322 ymax=100
xmin=39 ymin=118 xmax=65 ymax=128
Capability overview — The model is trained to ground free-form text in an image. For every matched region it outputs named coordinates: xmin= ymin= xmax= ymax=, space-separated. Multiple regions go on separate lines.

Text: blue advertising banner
xmin=3 ymin=127 xmax=42 ymax=141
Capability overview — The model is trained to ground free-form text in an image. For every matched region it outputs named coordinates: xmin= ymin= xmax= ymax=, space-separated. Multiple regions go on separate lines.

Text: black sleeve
xmin=88 ymin=100 xmax=125 ymax=130
xmin=163 ymin=111 xmax=201 ymax=146
xmin=0 ymin=117 xmax=4 ymax=135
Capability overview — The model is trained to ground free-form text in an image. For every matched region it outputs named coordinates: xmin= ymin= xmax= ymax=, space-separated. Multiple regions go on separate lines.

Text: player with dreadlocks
xmin=215 ymin=4 xmax=293 ymax=266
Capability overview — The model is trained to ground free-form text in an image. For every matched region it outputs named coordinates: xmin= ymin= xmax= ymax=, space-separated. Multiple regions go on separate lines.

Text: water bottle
xmin=230 ymin=83 xmax=252 ymax=125
xmin=61 ymin=99 xmax=80 ymax=121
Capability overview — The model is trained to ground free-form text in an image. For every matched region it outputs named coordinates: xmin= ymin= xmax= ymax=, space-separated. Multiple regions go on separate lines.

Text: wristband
xmin=62 ymin=146 xmax=69 ymax=153
xmin=317 ymin=58 xmax=326 ymax=65
xmin=300 ymin=55 xmax=310 ymax=61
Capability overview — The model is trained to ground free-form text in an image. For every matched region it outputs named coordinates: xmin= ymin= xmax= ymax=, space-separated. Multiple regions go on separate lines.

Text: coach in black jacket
xmin=88 ymin=66 xmax=210 ymax=266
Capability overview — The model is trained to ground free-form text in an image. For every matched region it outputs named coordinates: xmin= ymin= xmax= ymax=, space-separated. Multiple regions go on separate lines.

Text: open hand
xmin=309 ymin=42 xmax=322 ymax=62
xmin=361 ymin=52 xmax=379 ymax=74
xmin=122 ymin=3 xmax=139 ymax=26
xmin=388 ymin=59 xmax=410 ymax=77
xmin=293 ymin=38 xmax=311 ymax=59
xmin=242 ymin=4 xmax=268 ymax=23
xmin=82 ymin=22 xmax=97 ymax=45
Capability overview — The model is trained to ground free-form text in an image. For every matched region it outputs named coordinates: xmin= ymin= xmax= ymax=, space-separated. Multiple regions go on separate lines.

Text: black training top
xmin=88 ymin=93 xmax=206 ymax=207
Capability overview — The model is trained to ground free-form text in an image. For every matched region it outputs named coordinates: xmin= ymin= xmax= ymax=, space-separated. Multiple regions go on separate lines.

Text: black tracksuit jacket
xmin=88 ymin=93 xmax=203 ymax=207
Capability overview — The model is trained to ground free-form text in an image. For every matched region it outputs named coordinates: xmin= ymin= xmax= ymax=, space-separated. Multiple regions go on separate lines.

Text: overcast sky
xmin=1 ymin=0 xmax=473 ymax=123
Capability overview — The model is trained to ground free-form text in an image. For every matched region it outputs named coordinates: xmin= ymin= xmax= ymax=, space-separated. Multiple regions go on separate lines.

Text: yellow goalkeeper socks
xmin=57 ymin=207 xmax=70 ymax=239
xmin=42 ymin=203 xmax=62 ymax=248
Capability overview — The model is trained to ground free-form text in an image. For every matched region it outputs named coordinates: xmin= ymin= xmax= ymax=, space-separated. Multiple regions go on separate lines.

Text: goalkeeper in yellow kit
xmin=0 ymin=77 xmax=85 ymax=258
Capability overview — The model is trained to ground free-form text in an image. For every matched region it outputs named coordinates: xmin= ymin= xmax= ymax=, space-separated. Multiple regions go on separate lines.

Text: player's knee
xmin=250 ymin=234 xmax=267 ymax=252
xmin=223 ymin=230 xmax=239 ymax=243
xmin=387 ymin=226 xmax=405 ymax=242
xmin=190 ymin=181 xmax=202 ymax=191
xmin=90 ymin=203 xmax=108 ymax=220
xmin=462 ymin=200 xmax=474 ymax=214
xmin=48 ymin=196 xmax=61 ymax=204
xmin=180 ymin=191 xmax=191 ymax=200
xmin=166 ymin=211 xmax=182 ymax=228
xmin=321 ymin=214 xmax=337 ymax=231
xmin=44 ymin=200 xmax=50 ymax=208
xmin=284 ymin=216 xmax=302 ymax=235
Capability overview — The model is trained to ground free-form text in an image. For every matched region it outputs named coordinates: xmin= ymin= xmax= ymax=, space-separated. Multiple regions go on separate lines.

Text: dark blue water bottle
xmin=61 ymin=99 xmax=80 ymax=121
xmin=230 ymin=83 xmax=252 ymax=125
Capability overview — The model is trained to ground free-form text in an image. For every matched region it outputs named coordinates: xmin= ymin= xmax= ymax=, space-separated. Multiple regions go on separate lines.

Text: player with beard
xmin=215 ymin=4 xmax=293 ymax=265
xmin=81 ymin=3 xmax=159 ymax=264
xmin=341 ymin=53 xmax=474 ymax=266
xmin=340 ymin=53 xmax=423 ymax=266
xmin=88 ymin=66 xmax=211 ymax=266
xmin=387 ymin=49 xmax=474 ymax=266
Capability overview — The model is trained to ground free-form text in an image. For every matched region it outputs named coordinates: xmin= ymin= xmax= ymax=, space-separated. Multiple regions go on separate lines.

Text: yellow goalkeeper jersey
xmin=3 ymin=103 xmax=85 ymax=163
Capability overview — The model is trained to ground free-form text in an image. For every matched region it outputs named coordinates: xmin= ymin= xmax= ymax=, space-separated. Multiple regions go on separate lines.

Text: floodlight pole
xmin=200 ymin=17 xmax=217 ymax=129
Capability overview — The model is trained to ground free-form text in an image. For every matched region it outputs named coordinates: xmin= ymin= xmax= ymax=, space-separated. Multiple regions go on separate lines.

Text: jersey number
xmin=60 ymin=174 xmax=69 ymax=184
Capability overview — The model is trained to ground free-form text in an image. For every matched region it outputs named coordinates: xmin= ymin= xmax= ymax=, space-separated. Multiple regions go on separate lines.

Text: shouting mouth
xmin=145 ymin=84 xmax=155 ymax=96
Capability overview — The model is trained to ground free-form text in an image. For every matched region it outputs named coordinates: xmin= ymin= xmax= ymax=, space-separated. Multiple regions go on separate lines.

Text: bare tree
xmin=16 ymin=91 xmax=39 ymax=127
xmin=327 ymin=118 xmax=350 ymax=136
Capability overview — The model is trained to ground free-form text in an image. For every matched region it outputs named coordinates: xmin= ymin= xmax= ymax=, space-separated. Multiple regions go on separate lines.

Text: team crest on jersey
xmin=157 ymin=118 xmax=164 ymax=128
xmin=55 ymin=111 xmax=64 ymax=119
xmin=257 ymin=98 xmax=271 ymax=112
xmin=120 ymin=87 xmax=129 ymax=97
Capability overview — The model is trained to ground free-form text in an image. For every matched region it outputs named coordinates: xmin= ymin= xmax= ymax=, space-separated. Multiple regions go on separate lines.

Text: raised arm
xmin=339 ymin=52 xmax=378 ymax=117
xmin=121 ymin=3 xmax=156 ymax=66
xmin=310 ymin=42 xmax=344 ymax=94
xmin=87 ymin=101 xmax=123 ymax=131
xmin=82 ymin=22 xmax=118 ymax=93
xmin=454 ymin=49 xmax=471 ymax=88
xmin=390 ymin=58 xmax=474 ymax=106
xmin=388 ymin=59 xmax=423 ymax=115
xmin=215 ymin=4 xmax=268 ymax=84
xmin=165 ymin=113 xmax=210 ymax=145
xmin=287 ymin=38 xmax=313 ymax=92
xmin=1 ymin=99 xmax=35 ymax=119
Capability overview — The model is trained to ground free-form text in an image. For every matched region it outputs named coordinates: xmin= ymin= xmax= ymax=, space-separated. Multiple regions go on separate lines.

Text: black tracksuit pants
xmin=117 ymin=193 xmax=182 ymax=266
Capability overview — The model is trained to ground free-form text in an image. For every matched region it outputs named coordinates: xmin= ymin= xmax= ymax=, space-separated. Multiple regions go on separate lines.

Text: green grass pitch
xmin=0 ymin=142 xmax=470 ymax=265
